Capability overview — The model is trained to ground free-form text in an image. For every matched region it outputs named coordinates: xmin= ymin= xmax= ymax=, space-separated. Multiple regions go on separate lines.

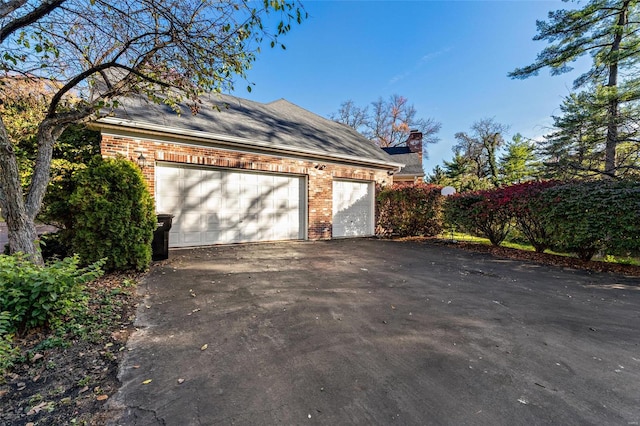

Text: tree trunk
xmin=0 ymin=117 xmax=44 ymax=265
xmin=605 ymin=96 xmax=618 ymax=178
xmin=604 ymin=1 xmax=629 ymax=178
xmin=0 ymin=115 xmax=66 ymax=265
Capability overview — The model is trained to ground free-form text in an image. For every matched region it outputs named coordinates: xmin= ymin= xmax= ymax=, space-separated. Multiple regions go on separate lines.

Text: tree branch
xmin=0 ymin=0 xmax=67 ymax=43
xmin=0 ymin=0 xmax=27 ymax=18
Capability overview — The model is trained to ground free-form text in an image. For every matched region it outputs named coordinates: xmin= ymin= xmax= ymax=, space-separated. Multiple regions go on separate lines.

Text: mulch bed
xmin=0 ymin=272 xmax=142 ymax=426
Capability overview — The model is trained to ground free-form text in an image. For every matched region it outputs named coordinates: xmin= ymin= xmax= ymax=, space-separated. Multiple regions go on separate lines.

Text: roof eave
xmin=93 ymin=117 xmax=404 ymax=171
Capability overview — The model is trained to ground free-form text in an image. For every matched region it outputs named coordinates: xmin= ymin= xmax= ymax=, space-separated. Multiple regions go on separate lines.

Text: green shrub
xmin=540 ymin=179 xmax=640 ymax=260
xmin=0 ymin=311 xmax=20 ymax=379
xmin=0 ymin=254 xmax=104 ymax=333
xmin=68 ymin=156 xmax=156 ymax=271
xmin=444 ymin=189 xmax=512 ymax=246
xmin=376 ymin=183 xmax=444 ymax=237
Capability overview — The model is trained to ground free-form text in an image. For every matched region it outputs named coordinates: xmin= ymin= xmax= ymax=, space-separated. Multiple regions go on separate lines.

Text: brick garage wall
xmin=101 ymin=134 xmax=389 ymax=240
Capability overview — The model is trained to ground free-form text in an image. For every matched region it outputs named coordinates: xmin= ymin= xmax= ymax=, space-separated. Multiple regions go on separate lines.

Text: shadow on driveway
xmin=109 ymin=239 xmax=640 ymax=425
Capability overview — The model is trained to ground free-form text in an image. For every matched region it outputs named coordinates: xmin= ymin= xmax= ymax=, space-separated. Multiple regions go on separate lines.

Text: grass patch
xmin=440 ymin=231 xmax=640 ymax=265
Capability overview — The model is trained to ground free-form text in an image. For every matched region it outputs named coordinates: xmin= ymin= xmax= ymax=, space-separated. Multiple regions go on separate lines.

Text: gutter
xmin=93 ymin=117 xmax=404 ymax=173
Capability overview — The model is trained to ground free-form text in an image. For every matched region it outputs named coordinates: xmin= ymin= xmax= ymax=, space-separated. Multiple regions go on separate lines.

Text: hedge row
xmin=443 ymin=180 xmax=640 ymax=260
xmin=376 ymin=180 xmax=640 ymax=260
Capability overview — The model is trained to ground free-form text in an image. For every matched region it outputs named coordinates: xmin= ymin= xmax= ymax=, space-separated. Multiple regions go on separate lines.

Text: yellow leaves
xmin=142 ymin=379 xmax=152 ymax=385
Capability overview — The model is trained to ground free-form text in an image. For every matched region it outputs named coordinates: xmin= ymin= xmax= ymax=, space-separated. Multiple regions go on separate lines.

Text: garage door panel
xmin=182 ymin=232 xmax=204 ymax=244
xmin=239 ymin=197 xmax=263 ymax=212
xmin=201 ymin=178 xmax=222 ymax=194
xmin=202 ymin=196 xmax=222 ymax=210
xmin=204 ymin=230 xmax=223 ymax=241
xmin=181 ymin=212 xmax=202 ymax=229
xmin=204 ymin=213 xmax=223 ymax=227
xmin=156 ymin=195 xmax=181 ymax=213
xmin=157 ymin=166 xmax=182 ymax=179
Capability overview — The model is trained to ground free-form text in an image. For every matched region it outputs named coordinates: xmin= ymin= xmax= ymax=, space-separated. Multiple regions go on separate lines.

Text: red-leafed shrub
xmin=444 ymin=188 xmax=512 ymax=246
xmin=376 ymin=183 xmax=444 ymax=237
xmin=502 ymin=180 xmax=561 ymax=252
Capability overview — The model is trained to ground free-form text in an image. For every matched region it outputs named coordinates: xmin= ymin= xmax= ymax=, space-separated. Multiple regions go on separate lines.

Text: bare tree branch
xmin=0 ymin=0 xmax=67 ymax=43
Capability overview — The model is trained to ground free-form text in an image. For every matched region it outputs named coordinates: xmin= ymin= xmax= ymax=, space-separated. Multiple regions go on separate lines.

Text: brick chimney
xmin=406 ymin=129 xmax=423 ymax=159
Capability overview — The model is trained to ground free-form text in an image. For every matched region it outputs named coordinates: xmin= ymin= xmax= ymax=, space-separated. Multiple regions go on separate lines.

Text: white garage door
xmin=332 ymin=180 xmax=374 ymax=238
xmin=156 ymin=164 xmax=305 ymax=247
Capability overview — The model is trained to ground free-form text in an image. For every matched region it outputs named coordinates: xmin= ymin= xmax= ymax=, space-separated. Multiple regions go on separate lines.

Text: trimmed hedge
xmin=540 ymin=180 xmax=640 ymax=260
xmin=376 ymin=184 xmax=444 ymax=237
xmin=442 ymin=179 xmax=640 ymax=260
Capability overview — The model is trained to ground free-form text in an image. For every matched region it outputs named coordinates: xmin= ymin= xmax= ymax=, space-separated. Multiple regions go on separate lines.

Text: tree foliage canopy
xmin=0 ymin=0 xmax=305 ymax=263
xmin=509 ymin=0 xmax=640 ymax=177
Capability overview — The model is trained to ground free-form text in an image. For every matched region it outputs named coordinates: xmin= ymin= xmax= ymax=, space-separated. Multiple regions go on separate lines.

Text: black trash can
xmin=152 ymin=214 xmax=174 ymax=261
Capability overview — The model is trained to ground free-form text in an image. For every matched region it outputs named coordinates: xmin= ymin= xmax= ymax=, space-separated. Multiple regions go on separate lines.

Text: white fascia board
xmin=95 ymin=116 xmax=405 ymax=171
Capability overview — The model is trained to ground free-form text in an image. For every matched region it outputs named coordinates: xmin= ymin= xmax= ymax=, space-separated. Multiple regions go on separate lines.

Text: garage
xmin=155 ymin=163 xmax=306 ymax=247
xmin=98 ymin=93 xmax=403 ymax=243
xmin=332 ymin=180 xmax=374 ymax=238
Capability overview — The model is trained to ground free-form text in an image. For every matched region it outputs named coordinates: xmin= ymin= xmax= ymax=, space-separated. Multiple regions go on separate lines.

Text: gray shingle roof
xmin=97 ymin=93 xmax=401 ymax=168
xmin=381 ymin=148 xmax=424 ymax=177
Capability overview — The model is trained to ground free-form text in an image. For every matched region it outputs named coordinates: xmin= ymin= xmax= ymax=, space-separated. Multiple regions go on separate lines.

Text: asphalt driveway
xmin=110 ymin=239 xmax=640 ymax=425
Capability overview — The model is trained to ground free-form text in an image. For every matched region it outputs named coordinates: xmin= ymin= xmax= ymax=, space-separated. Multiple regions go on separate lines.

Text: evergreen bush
xmin=68 ymin=156 xmax=156 ymax=271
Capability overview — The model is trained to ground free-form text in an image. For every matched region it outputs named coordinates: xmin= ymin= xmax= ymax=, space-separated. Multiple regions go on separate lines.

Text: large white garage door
xmin=156 ymin=164 xmax=305 ymax=247
xmin=332 ymin=180 xmax=374 ymax=238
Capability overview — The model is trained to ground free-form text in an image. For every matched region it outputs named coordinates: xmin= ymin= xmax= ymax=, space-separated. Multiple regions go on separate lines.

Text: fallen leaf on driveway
xmin=178 ymin=378 xmax=185 ymax=384
xmin=142 ymin=379 xmax=152 ymax=385
xmin=201 ymin=344 xmax=208 ymax=351
xmin=27 ymin=401 xmax=49 ymax=415
xmin=96 ymin=395 xmax=109 ymax=401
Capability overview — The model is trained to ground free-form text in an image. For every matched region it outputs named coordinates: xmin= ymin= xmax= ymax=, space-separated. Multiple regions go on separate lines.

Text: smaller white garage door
xmin=332 ymin=180 xmax=374 ymax=237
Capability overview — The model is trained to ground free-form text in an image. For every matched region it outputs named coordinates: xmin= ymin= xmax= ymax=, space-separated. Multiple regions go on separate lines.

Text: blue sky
xmin=230 ymin=0 xmax=586 ymax=174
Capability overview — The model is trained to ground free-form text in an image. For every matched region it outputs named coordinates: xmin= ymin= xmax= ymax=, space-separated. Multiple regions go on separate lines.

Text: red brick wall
xmin=101 ymin=134 xmax=390 ymax=240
